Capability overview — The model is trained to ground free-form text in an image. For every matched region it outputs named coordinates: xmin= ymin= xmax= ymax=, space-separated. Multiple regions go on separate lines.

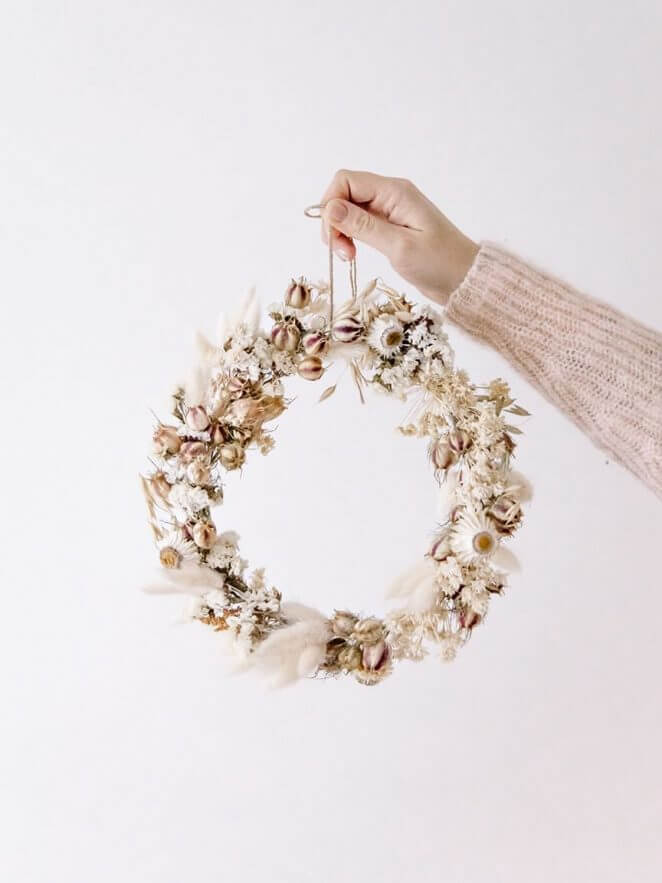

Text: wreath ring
xmin=142 ymin=209 xmax=531 ymax=686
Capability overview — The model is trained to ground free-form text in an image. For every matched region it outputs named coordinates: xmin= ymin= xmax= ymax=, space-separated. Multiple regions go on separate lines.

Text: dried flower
xmin=297 ymin=355 xmax=324 ymax=381
xmin=186 ymin=406 xmax=210 ymax=432
xmin=338 ymin=644 xmax=362 ymax=670
xmin=187 ymin=459 xmax=210 ymax=486
xmin=193 ymin=520 xmax=217 ymax=549
xmin=219 ymin=442 xmax=245 ymax=470
xmin=179 ymin=440 xmax=208 ymax=462
xmin=332 ymin=316 xmax=364 ymax=343
xmin=210 ymin=423 xmax=227 ymax=445
xmin=448 ymin=427 xmax=472 ymax=454
xmin=271 ymin=322 xmax=300 ymax=352
xmin=302 ymin=330 xmax=328 ymax=356
xmin=361 ymin=640 xmax=389 ymax=671
xmin=429 ymin=438 xmax=457 ymax=472
xmin=449 ymin=508 xmax=500 ymax=565
xmin=367 ymin=316 xmax=404 ymax=357
xmin=331 ymin=610 xmax=358 ymax=637
xmin=489 ymin=494 xmax=522 ymax=534
xmin=284 ymin=278 xmax=312 ymax=309
xmin=157 ymin=531 xmax=197 ymax=568
xmin=153 ymin=425 xmax=181 ymax=455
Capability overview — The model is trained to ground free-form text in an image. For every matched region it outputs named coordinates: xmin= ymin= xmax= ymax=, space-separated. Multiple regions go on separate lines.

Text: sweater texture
xmin=446 ymin=242 xmax=662 ymax=499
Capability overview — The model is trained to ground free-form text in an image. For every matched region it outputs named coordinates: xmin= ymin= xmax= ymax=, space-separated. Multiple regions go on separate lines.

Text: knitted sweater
xmin=446 ymin=243 xmax=662 ymax=499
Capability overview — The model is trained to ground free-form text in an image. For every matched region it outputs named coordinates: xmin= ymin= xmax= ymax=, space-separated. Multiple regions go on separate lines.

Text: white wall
xmin=2 ymin=2 xmax=661 ymax=881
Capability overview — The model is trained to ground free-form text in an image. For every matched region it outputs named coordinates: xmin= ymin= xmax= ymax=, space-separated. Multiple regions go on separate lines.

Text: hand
xmin=319 ymin=170 xmax=479 ymax=305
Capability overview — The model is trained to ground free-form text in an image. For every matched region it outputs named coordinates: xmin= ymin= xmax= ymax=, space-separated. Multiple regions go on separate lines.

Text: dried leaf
xmin=318 ymin=384 xmax=336 ymax=403
xmin=506 ymin=405 xmax=531 ymax=417
xmin=504 ymin=424 xmax=523 ymax=434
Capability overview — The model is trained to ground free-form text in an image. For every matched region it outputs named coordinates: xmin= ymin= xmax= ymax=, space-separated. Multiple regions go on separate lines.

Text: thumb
xmin=323 ymin=199 xmax=401 ymax=259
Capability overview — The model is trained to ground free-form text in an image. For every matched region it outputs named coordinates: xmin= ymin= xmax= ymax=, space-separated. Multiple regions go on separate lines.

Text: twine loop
xmin=304 ymin=204 xmax=357 ymax=328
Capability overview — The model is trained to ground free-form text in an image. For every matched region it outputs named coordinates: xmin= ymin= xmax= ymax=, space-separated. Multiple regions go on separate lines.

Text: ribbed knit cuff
xmin=445 ymin=242 xmax=662 ymax=498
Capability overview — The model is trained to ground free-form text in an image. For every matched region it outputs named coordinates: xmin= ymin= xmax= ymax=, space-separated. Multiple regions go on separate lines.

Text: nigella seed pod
xmin=302 ymin=330 xmax=328 ymax=356
xmin=362 ymin=640 xmax=389 ymax=671
xmin=448 ymin=427 xmax=472 ymax=454
xmin=186 ymin=406 xmax=210 ymax=432
xmin=337 ymin=645 xmax=362 ymax=670
xmin=331 ymin=610 xmax=358 ymax=637
xmin=226 ymin=397 xmax=261 ymax=425
xmin=271 ymin=322 xmax=300 ymax=352
xmin=429 ymin=534 xmax=452 ymax=561
xmin=332 ymin=316 xmax=364 ymax=343
xmin=210 ymin=423 xmax=226 ymax=445
xmin=429 ymin=439 xmax=457 ymax=472
xmin=192 ymin=520 xmax=217 ymax=549
xmin=153 ymin=425 xmax=181 ymax=455
xmin=297 ymin=355 xmax=324 ymax=381
xmin=284 ymin=278 xmax=312 ymax=309
xmin=187 ymin=459 xmax=210 ymax=486
xmin=489 ymin=494 xmax=521 ymax=526
xmin=179 ymin=440 xmax=208 ymax=462
xmin=226 ymin=376 xmax=247 ymax=397
xmin=219 ymin=442 xmax=245 ymax=470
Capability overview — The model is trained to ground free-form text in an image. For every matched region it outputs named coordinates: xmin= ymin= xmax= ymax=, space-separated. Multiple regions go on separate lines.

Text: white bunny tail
xmin=217 ymin=311 xmax=229 ymax=345
xmin=230 ymin=288 xmax=257 ymax=336
xmin=507 ymin=470 xmax=534 ymax=503
xmin=142 ymin=562 xmax=225 ymax=596
xmin=251 ymin=616 xmax=330 ymax=687
xmin=386 ymin=558 xmax=436 ymax=602
xmin=493 ymin=545 xmax=521 ymax=572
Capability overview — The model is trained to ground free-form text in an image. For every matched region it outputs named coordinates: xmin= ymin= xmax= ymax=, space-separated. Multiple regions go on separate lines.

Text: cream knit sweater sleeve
xmin=445 ymin=242 xmax=662 ymax=499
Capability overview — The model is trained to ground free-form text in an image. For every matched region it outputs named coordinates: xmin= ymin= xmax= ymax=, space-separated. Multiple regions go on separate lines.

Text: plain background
xmin=1 ymin=2 xmax=661 ymax=881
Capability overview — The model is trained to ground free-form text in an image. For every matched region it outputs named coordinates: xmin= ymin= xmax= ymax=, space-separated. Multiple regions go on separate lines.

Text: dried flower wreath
xmin=143 ymin=208 xmax=531 ymax=686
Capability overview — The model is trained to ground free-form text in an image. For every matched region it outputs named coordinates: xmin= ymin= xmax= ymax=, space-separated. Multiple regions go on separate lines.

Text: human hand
xmin=319 ymin=170 xmax=479 ymax=305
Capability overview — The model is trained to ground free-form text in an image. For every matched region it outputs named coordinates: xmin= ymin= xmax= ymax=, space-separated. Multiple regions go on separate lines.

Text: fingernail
xmin=328 ymin=200 xmax=348 ymax=223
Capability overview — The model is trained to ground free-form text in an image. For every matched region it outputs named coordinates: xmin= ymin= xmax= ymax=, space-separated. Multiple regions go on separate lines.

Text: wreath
xmin=143 ymin=216 xmax=531 ymax=686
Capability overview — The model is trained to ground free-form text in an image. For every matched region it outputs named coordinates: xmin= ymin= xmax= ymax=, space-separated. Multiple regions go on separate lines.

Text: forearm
xmin=446 ymin=243 xmax=662 ymax=498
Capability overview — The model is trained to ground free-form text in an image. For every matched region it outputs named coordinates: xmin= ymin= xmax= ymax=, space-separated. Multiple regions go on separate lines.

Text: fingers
xmin=320 ymin=169 xmax=389 ymax=210
xmin=322 ymin=198 xmax=404 ymax=260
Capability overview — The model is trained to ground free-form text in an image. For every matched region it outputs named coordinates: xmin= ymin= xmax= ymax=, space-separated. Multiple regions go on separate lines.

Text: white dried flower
xmin=449 ymin=508 xmax=500 ymax=565
xmin=367 ymin=316 xmax=404 ymax=357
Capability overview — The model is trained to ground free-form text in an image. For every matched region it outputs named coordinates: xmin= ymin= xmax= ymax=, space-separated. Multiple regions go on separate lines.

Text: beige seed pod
xmin=353 ymin=617 xmax=384 ymax=644
xmin=271 ymin=322 xmax=300 ymax=352
xmin=361 ymin=640 xmax=389 ymax=672
xmin=226 ymin=398 xmax=261 ymax=425
xmin=219 ymin=442 xmax=245 ymax=470
xmin=337 ymin=645 xmax=362 ymax=671
xmin=153 ymin=425 xmax=181 ymax=455
xmin=332 ymin=316 xmax=364 ymax=343
xmin=302 ymin=330 xmax=328 ymax=356
xmin=429 ymin=438 xmax=457 ymax=471
xmin=489 ymin=494 xmax=521 ymax=527
xmin=284 ymin=278 xmax=311 ymax=309
xmin=192 ymin=521 xmax=217 ymax=550
xmin=331 ymin=610 xmax=358 ymax=637
xmin=186 ymin=406 xmax=210 ymax=432
xmin=297 ymin=355 xmax=324 ymax=381
xmin=187 ymin=459 xmax=210 ymax=486
xmin=448 ymin=427 xmax=472 ymax=454
xmin=179 ymin=440 xmax=208 ymax=462
xmin=210 ymin=423 xmax=227 ymax=445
